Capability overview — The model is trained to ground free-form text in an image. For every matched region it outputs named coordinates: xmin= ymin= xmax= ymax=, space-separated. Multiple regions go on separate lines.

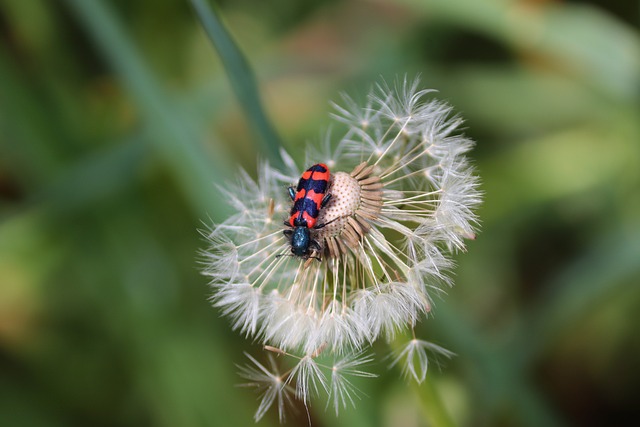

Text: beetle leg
xmin=276 ymin=253 xmax=294 ymax=259
xmin=288 ymin=186 xmax=296 ymax=201
xmin=320 ymin=193 xmax=332 ymax=208
xmin=309 ymin=239 xmax=321 ymax=251
xmin=310 ymin=253 xmax=322 ymax=262
xmin=314 ymin=215 xmax=341 ymax=230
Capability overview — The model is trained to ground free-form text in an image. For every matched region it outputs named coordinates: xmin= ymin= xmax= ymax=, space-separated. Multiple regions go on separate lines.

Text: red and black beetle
xmin=283 ymin=163 xmax=332 ymax=259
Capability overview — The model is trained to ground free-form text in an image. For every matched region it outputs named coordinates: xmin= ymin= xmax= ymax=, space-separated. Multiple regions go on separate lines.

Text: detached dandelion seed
xmin=389 ymin=339 xmax=455 ymax=384
xmin=237 ymin=353 xmax=296 ymax=422
xmin=327 ymin=351 xmax=377 ymax=416
xmin=202 ymin=76 xmax=482 ymax=421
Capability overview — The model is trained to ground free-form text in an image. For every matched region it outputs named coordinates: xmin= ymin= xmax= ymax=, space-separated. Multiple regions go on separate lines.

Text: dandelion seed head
xmin=204 ymin=75 xmax=480 ymax=351
xmin=202 ymin=76 xmax=482 ymax=421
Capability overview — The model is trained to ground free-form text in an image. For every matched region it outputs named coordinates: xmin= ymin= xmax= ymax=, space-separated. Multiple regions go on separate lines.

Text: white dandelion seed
xmin=327 ymin=351 xmax=377 ymax=416
xmin=237 ymin=353 xmax=296 ymax=422
xmin=389 ymin=339 xmax=455 ymax=383
xmin=203 ymin=76 xmax=481 ymax=420
xmin=288 ymin=354 xmax=328 ymax=404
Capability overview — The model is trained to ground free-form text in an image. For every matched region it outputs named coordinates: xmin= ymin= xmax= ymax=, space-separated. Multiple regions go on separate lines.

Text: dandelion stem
xmin=413 ymin=376 xmax=456 ymax=427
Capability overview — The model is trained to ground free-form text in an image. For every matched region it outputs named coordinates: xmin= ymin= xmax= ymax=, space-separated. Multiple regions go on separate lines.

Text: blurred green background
xmin=1 ymin=0 xmax=639 ymax=426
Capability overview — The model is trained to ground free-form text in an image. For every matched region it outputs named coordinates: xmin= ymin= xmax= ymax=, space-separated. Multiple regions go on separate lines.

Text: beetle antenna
xmin=314 ymin=215 xmax=345 ymax=230
xmin=275 ymin=253 xmax=294 ymax=259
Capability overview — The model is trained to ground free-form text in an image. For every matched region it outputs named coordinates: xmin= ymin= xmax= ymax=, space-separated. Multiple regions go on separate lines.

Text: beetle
xmin=282 ymin=163 xmax=332 ymax=259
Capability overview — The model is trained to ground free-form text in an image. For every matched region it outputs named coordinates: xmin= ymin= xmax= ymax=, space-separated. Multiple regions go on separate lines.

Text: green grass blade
xmin=188 ymin=0 xmax=283 ymax=168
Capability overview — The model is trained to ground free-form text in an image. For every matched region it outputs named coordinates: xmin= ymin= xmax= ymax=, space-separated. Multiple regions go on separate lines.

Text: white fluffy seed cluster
xmin=202 ymin=77 xmax=482 ymax=422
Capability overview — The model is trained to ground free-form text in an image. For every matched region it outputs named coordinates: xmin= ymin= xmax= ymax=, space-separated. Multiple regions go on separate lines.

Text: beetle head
xmin=290 ymin=227 xmax=311 ymax=257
